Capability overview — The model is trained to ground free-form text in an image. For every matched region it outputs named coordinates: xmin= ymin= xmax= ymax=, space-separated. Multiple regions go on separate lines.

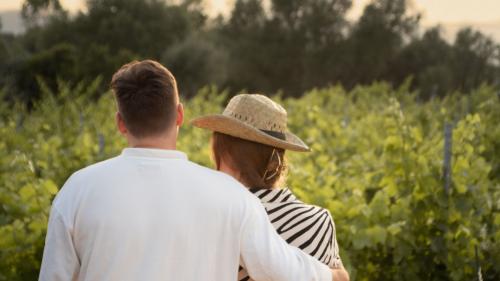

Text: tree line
xmin=1 ymin=0 xmax=499 ymax=102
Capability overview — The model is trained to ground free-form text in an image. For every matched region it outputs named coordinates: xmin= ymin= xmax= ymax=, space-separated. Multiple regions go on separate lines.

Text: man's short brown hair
xmin=111 ymin=60 xmax=179 ymax=138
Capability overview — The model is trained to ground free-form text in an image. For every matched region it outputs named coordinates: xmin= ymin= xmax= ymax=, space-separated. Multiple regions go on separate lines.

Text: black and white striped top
xmin=238 ymin=188 xmax=342 ymax=281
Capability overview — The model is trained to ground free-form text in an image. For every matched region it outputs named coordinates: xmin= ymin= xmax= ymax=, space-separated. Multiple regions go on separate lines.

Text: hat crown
xmin=223 ymin=94 xmax=288 ymax=133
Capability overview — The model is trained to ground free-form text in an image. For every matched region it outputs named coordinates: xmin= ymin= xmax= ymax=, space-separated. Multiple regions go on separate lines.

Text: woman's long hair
xmin=211 ymin=132 xmax=287 ymax=189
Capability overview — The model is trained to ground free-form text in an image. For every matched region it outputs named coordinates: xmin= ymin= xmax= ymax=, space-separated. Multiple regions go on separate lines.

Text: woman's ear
xmin=116 ymin=112 xmax=128 ymax=135
xmin=176 ymin=103 xmax=184 ymax=127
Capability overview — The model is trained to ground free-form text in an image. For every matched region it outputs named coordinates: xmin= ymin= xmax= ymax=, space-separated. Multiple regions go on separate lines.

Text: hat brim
xmin=191 ymin=114 xmax=310 ymax=152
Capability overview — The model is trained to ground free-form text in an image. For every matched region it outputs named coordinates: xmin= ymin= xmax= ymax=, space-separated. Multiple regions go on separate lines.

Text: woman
xmin=192 ymin=94 xmax=349 ymax=281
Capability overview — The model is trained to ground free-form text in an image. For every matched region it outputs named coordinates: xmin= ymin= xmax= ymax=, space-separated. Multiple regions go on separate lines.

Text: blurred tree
xmin=220 ymin=0 xmax=352 ymax=96
xmin=22 ymin=0 xmax=62 ymax=15
xmin=11 ymin=0 xmax=205 ymax=100
xmin=80 ymin=0 xmax=204 ymax=59
xmin=341 ymin=0 xmax=420 ymax=87
xmin=1 ymin=28 xmax=28 ymax=100
xmin=22 ymin=0 xmax=63 ymax=26
xmin=390 ymin=27 xmax=453 ymax=98
xmin=11 ymin=43 xmax=77 ymax=102
xmin=218 ymin=0 xmax=270 ymax=93
xmin=162 ymin=33 xmax=229 ymax=97
xmin=451 ymin=28 xmax=500 ymax=92
xmin=386 ymin=25 xmax=500 ymax=99
xmin=269 ymin=0 xmax=352 ymax=93
xmin=0 ymin=23 xmax=5 ymax=62
xmin=3 ymin=0 xmax=498 ymax=102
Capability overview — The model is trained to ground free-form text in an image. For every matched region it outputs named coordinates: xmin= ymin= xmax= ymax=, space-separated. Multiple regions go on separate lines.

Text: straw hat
xmin=191 ymin=94 xmax=310 ymax=152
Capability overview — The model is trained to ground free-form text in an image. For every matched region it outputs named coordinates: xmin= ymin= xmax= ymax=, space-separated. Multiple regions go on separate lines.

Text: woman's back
xmin=238 ymin=188 xmax=342 ymax=281
xmin=191 ymin=93 xmax=347 ymax=280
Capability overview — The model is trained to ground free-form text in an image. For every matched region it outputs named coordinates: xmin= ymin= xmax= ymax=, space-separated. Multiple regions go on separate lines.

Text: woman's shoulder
xmin=251 ymin=188 xmax=334 ymax=220
xmin=248 ymin=187 xmax=341 ymax=268
xmin=251 ymin=188 xmax=335 ymax=232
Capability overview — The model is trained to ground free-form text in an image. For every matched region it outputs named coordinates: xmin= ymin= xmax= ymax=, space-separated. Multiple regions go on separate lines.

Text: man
xmin=39 ymin=60 xmax=342 ymax=281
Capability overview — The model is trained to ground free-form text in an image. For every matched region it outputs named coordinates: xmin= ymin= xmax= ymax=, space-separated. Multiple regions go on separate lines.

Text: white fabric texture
xmin=39 ymin=148 xmax=331 ymax=281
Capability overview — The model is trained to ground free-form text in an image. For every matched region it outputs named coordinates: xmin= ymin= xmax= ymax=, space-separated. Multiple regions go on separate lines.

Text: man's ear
xmin=176 ymin=103 xmax=184 ymax=127
xmin=115 ymin=112 xmax=128 ymax=135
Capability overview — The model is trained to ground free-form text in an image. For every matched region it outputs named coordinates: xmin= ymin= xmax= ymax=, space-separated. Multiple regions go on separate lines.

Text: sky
xmin=1 ymin=0 xmax=500 ymax=25
xmin=348 ymin=0 xmax=500 ymax=25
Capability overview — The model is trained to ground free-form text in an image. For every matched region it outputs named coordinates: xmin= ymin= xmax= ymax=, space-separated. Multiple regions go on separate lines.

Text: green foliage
xmin=284 ymin=84 xmax=499 ymax=281
xmin=0 ymin=79 xmax=122 ymax=280
xmin=0 ymin=82 xmax=499 ymax=280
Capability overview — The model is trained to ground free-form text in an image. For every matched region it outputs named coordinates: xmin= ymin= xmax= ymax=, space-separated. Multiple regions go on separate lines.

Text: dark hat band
xmin=260 ymin=129 xmax=286 ymax=141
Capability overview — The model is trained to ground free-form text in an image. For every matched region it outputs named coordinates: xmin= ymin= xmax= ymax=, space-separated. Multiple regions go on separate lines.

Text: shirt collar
xmin=249 ymin=188 xmax=297 ymax=203
xmin=121 ymin=148 xmax=188 ymax=160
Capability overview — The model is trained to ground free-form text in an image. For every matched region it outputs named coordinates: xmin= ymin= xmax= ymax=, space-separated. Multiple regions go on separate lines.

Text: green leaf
xmin=43 ymin=180 xmax=58 ymax=195
xmin=367 ymin=225 xmax=387 ymax=245
xmin=19 ymin=184 xmax=35 ymax=201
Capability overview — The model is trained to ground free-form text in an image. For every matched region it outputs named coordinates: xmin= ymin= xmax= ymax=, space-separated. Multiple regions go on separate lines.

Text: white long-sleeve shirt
xmin=39 ymin=148 xmax=331 ymax=281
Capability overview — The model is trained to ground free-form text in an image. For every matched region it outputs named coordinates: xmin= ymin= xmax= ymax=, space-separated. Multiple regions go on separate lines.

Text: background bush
xmin=0 ymin=81 xmax=498 ymax=281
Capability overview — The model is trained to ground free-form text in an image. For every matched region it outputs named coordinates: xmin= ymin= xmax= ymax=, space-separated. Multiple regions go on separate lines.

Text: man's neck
xmin=131 ymin=143 xmax=177 ymax=150
xmin=127 ymin=132 xmax=177 ymax=151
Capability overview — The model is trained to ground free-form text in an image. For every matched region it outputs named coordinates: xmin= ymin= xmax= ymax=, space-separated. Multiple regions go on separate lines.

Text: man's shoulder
xmin=71 ymin=156 xmax=121 ymax=178
xmin=186 ymin=161 xmax=249 ymax=191
xmin=187 ymin=161 xmax=233 ymax=181
xmin=184 ymin=161 xmax=264 ymax=207
xmin=53 ymin=157 xmax=120 ymax=203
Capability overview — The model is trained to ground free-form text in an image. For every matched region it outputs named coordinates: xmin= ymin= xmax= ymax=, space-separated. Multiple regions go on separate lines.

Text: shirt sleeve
xmin=327 ymin=213 xmax=343 ymax=269
xmin=38 ymin=206 xmax=80 ymax=281
xmin=239 ymin=197 xmax=332 ymax=281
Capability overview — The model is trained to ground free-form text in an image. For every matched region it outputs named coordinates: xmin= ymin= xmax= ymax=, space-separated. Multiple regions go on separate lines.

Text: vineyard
xmin=0 ymin=80 xmax=499 ymax=281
